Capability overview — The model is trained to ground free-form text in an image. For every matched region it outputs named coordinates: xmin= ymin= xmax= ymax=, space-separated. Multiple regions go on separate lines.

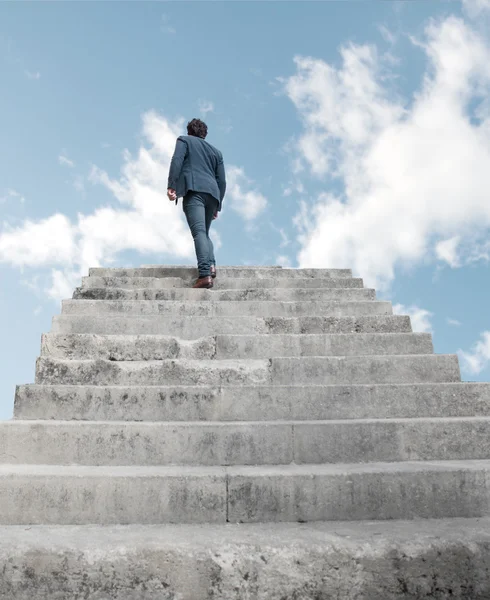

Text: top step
xmin=88 ymin=267 xmax=353 ymax=280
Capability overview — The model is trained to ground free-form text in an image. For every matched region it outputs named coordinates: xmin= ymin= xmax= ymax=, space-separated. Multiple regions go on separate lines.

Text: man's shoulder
xmin=182 ymin=135 xmax=221 ymax=155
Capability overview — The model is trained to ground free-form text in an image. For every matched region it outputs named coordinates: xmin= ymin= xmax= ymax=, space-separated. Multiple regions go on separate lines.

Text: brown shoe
xmin=193 ymin=276 xmax=213 ymax=289
xmin=210 ymin=265 xmax=217 ymax=279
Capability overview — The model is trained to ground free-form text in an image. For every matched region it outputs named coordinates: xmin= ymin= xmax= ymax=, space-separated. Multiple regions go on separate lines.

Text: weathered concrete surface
xmin=73 ymin=286 xmax=376 ymax=302
xmin=35 ymin=357 xmax=271 ymax=386
xmin=0 ymin=464 xmax=226 ymax=525
xmin=215 ymin=332 xmax=433 ymax=359
xmin=0 ymin=420 xmax=293 ymax=466
xmin=88 ymin=266 xmax=353 ymax=279
xmin=1 ymin=461 xmax=490 ymax=524
xmin=227 ymin=461 xmax=490 ymax=522
xmin=51 ymin=314 xmax=412 ymax=336
xmin=16 ymin=382 xmax=490 ymax=422
xmin=1 ymin=519 xmax=490 ymax=599
xmin=270 ymin=355 xmax=460 ymax=384
xmin=40 ymin=332 xmax=433 ymax=360
xmin=35 ymin=355 xmax=457 ymax=386
xmin=2 ymin=417 xmax=490 ymax=465
xmin=61 ymin=299 xmax=393 ymax=317
xmin=82 ymin=275 xmax=365 ymax=289
xmin=41 ymin=334 xmax=217 ymax=360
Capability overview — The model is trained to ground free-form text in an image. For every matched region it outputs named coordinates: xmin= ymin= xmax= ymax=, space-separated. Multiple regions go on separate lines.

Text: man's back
xmin=168 ymin=134 xmax=226 ymax=210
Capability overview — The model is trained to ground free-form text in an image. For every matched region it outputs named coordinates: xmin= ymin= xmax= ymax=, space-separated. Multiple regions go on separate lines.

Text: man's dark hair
xmin=187 ymin=118 xmax=208 ymax=139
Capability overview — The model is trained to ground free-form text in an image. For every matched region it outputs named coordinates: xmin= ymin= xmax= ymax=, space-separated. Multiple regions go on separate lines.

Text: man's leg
xmin=183 ymin=193 xmax=212 ymax=278
xmin=204 ymin=194 xmax=218 ymax=268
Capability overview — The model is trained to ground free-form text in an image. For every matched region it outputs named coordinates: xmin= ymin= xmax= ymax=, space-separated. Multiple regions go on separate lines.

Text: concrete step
xmin=88 ymin=267 xmax=353 ymax=279
xmin=216 ymin=333 xmax=431 ymax=360
xmin=2 ymin=417 xmax=490 ymax=466
xmin=51 ymin=315 xmax=411 ymax=336
xmin=1 ymin=461 xmax=490 ymax=524
xmin=15 ymin=382 xmax=490 ymax=422
xmin=82 ymin=276 xmax=365 ymax=290
xmin=35 ymin=358 xmax=271 ymax=386
xmin=1 ymin=519 xmax=488 ymax=599
xmin=35 ymin=355 xmax=458 ymax=386
xmin=270 ymin=355 xmax=460 ymax=385
xmin=41 ymin=333 xmax=433 ymax=361
xmin=61 ymin=299 xmax=392 ymax=318
xmin=73 ymin=286 xmax=377 ymax=302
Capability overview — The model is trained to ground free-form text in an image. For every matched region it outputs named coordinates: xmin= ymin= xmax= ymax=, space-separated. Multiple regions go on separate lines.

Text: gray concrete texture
xmin=1 ymin=461 xmax=490 ymax=524
xmin=15 ymin=382 xmax=490 ymax=422
xmin=1 ymin=519 xmax=490 ymax=600
xmin=4 ymin=263 xmax=490 ymax=596
xmin=61 ymin=299 xmax=393 ymax=317
xmin=2 ymin=417 xmax=490 ymax=466
xmin=88 ymin=266 xmax=353 ymax=279
xmin=34 ymin=354 xmax=459 ymax=386
xmin=40 ymin=332 xmax=433 ymax=360
xmin=73 ymin=285 xmax=376 ymax=301
xmin=51 ymin=314 xmax=412 ymax=336
xmin=82 ymin=275 xmax=365 ymax=289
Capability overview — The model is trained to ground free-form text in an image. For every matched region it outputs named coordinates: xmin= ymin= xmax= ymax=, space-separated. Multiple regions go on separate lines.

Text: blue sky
xmin=1 ymin=0 xmax=490 ymax=420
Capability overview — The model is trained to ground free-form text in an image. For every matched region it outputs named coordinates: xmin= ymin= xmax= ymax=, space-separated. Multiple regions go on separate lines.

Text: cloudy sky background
xmin=1 ymin=0 xmax=490 ymax=419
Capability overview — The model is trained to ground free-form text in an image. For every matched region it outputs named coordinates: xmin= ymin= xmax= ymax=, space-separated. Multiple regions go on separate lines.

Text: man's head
xmin=187 ymin=118 xmax=208 ymax=139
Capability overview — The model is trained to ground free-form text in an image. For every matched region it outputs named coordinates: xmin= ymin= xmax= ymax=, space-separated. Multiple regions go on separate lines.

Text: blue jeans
xmin=183 ymin=191 xmax=218 ymax=278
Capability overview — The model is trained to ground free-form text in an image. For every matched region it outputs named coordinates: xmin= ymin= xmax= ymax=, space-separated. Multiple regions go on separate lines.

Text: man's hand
xmin=213 ymin=210 xmax=218 ymax=220
xmin=167 ymin=188 xmax=177 ymax=202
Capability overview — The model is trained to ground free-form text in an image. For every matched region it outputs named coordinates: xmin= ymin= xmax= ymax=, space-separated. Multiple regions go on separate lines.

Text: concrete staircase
xmin=2 ymin=265 xmax=490 ymax=599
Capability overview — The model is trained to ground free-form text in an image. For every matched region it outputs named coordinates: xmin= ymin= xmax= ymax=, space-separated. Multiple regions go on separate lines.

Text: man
xmin=167 ymin=118 xmax=226 ymax=289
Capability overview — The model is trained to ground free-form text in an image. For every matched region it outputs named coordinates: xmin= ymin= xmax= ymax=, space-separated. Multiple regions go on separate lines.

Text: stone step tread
xmin=74 ymin=287 xmax=376 ymax=301
xmin=65 ymin=300 xmax=384 ymax=305
xmin=5 ymin=416 xmax=489 ymax=467
xmin=2 ymin=461 xmax=489 ymax=524
xmin=88 ymin=267 xmax=353 ymax=279
xmin=38 ymin=358 xmax=270 ymax=366
xmin=51 ymin=315 xmax=412 ymax=337
xmin=41 ymin=332 xmax=433 ymax=360
xmin=2 ymin=460 xmax=490 ymax=476
xmin=60 ymin=300 xmax=393 ymax=317
xmin=1 ymin=520 xmax=488 ymax=599
xmin=43 ymin=332 xmax=429 ymax=340
xmin=6 ymin=416 xmax=490 ymax=426
xmin=81 ymin=277 xmax=365 ymax=290
xmin=54 ymin=315 xmax=405 ymax=322
xmin=16 ymin=382 xmax=489 ymax=421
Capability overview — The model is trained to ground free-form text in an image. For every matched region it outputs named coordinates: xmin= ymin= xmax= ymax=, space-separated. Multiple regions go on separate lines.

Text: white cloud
xmin=0 ymin=214 xmax=76 ymax=268
xmin=458 ymin=330 xmax=490 ymax=374
xmin=462 ymin=0 xmax=490 ymax=18
xmin=210 ymin=228 xmax=222 ymax=251
xmin=393 ymin=303 xmax=434 ymax=333
xmin=59 ymin=155 xmax=74 ymax=168
xmin=0 ymin=189 xmax=25 ymax=204
xmin=25 ymin=70 xmax=40 ymax=80
xmin=227 ymin=166 xmax=268 ymax=221
xmin=283 ymin=179 xmax=305 ymax=197
xmin=448 ymin=318 xmax=462 ymax=326
xmin=198 ymin=100 xmax=214 ymax=115
xmin=378 ymin=24 xmax=397 ymax=46
xmin=0 ymin=110 xmax=262 ymax=299
xmin=283 ymin=16 xmax=490 ymax=289
xmin=435 ymin=236 xmax=461 ymax=267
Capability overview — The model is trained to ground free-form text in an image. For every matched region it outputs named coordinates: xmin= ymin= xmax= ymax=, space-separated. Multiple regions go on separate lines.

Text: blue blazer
xmin=167 ymin=135 xmax=226 ymax=211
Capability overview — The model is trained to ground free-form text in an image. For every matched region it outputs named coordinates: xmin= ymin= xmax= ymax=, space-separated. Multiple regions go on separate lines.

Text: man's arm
xmin=215 ymin=153 xmax=226 ymax=209
xmin=167 ymin=137 xmax=187 ymax=194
